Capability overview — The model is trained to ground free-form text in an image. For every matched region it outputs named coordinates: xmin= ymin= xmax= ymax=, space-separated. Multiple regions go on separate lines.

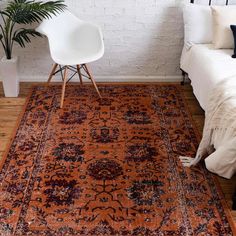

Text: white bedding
xmin=180 ymin=44 xmax=236 ymax=110
xmin=180 ymin=44 xmax=236 ymax=178
xmin=180 ymin=76 xmax=236 ymax=179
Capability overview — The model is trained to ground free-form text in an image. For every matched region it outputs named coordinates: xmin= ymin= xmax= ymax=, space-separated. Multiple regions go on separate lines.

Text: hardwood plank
xmin=0 ymin=106 xmax=23 ymax=112
xmin=0 ymin=98 xmax=26 ymax=106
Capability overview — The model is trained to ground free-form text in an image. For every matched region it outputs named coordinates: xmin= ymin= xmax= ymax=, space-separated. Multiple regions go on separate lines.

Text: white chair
xmin=36 ymin=10 xmax=104 ymax=108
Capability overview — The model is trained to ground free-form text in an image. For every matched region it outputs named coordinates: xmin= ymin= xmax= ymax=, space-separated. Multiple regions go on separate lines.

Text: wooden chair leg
xmin=48 ymin=63 xmax=58 ymax=84
xmin=76 ymin=65 xmax=83 ymax=85
xmin=60 ymin=66 xmax=67 ymax=108
xmin=83 ymin=64 xmax=102 ymax=98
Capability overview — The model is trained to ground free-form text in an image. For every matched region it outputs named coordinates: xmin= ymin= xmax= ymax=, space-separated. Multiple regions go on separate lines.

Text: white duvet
xmin=181 ymin=44 xmax=236 ymax=110
xmin=180 ymin=44 xmax=236 ymax=178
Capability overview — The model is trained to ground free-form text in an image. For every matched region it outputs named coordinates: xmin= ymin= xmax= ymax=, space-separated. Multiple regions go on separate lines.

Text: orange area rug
xmin=0 ymin=85 xmax=235 ymax=235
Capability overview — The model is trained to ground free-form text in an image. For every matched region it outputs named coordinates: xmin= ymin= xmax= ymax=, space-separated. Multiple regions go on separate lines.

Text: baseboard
xmin=19 ymin=75 xmax=182 ymax=83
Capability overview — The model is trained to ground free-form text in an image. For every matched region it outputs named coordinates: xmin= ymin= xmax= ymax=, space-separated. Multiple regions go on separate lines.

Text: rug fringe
xmin=179 ymin=156 xmax=195 ymax=167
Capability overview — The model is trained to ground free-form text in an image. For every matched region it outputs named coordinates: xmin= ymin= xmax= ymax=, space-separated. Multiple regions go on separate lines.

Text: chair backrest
xmin=36 ymin=9 xmax=104 ymax=64
xmin=36 ymin=10 xmax=83 ymax=40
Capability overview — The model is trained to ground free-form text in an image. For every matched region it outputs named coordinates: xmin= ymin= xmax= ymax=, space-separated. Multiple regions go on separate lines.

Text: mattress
xmin=180 ymin=44 xmax=236 ymax=110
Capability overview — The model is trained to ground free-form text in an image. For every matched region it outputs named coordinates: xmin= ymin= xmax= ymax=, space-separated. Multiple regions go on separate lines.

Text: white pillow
xmin=183 ymin=4 xmax=212 ymax=48
xmin=211 ymin=6 xmax=236 ymax=49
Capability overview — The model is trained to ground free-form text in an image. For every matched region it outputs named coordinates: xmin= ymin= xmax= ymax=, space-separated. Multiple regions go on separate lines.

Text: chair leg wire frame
xmin=48 ymin=63 xmax=102 ymax=108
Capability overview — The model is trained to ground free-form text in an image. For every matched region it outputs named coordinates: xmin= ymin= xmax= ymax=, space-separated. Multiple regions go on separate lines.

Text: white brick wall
xmin=5 ymin=0 xmax=186 ymax=81
xmin=2 ymin=0 xmax=236 ymax=82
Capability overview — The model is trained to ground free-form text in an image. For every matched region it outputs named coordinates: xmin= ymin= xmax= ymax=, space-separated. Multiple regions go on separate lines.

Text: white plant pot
xmin=0 ymin=56 xmax=19 ymax=97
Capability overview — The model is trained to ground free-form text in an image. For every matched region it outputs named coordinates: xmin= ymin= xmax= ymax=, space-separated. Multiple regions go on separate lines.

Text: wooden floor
xmin=0 ymin=82 xmax=235 ymax=227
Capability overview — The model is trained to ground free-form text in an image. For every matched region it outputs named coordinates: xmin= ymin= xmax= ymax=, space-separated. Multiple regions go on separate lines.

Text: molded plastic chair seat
xmin=50 ymin=45 xmax=103 ymax=65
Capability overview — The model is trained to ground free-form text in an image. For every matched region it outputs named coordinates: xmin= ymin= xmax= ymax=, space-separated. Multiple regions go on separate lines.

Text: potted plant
xmin=0 ymin=0 xmax=66 ymax=97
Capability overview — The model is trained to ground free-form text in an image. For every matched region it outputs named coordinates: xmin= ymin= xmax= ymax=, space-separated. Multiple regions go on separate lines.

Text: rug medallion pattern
xmin=0 ymin=85 xmax=234 ymax=235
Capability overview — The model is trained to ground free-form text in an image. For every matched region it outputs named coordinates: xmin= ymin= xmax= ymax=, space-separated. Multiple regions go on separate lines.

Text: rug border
xmin=0 ymin=83 xmax=235 ymax=234
xmin=175 ymin=84 xmax=236 ymax=234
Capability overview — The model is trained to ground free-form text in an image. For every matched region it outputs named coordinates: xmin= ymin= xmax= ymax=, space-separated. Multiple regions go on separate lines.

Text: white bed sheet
xmin=180 ymin=44 xmax=236 ymax=110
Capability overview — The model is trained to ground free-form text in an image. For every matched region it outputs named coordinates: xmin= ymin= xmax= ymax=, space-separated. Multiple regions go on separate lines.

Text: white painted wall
xmin=1 ymin=0 xmax=236 ymax=82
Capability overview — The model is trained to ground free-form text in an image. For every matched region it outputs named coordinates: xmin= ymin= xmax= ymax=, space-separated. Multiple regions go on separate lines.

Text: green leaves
xmin=13 ymin=28 xmax=42 ymax=47
xmin=6 ymin=0 xmax=66 ymax=24
xmin=0 ymin=0 xmax=66 ymax=59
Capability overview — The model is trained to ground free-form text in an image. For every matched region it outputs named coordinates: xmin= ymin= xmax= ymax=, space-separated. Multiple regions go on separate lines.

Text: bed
xmin=180 ymin=0 xmax=236 ymax=210
xmin=181 ymin=44 xmax=236 ymax=110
